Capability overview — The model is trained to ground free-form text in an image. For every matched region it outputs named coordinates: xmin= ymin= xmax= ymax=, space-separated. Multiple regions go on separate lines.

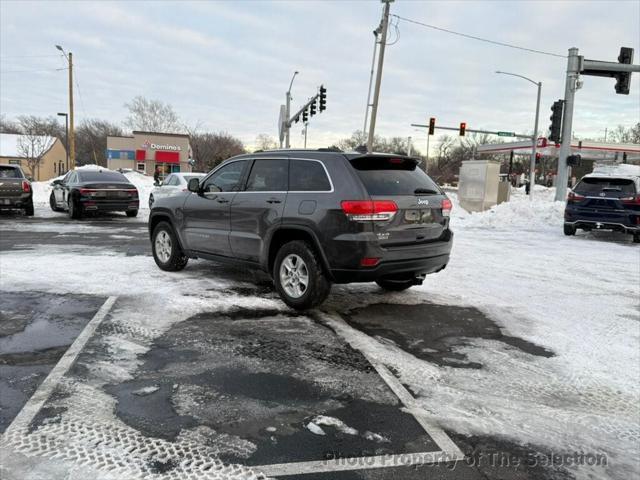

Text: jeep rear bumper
xmin=330 ymin=253 xmax=449 ymax=283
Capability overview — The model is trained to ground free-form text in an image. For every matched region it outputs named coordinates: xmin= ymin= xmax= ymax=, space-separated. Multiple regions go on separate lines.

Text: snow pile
xmin=450 ymin=186 xmax=565 ymax=231
xmin=123 ymin=170 xmax=155 ymax=210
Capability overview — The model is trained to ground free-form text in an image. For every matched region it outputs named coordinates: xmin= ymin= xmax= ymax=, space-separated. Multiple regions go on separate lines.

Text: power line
xmin=392 ymin=14 xmax=567 ymax=59
xmin=0 ymin=54 xmax=60 ymax=58
xmin=0 ymin=67 xmax=68 ymax=74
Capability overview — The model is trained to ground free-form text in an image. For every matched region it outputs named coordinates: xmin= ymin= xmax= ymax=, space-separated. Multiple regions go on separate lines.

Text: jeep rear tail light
xmin=621 ymin=195 xmax=640 ymax=205
xmin=341 ymin=200 xmax=397 ymax=222
xmin=441 ymin=198 xmax=452 ymax=217
xmin=21 ymin=180 xmax=30 ymax=193
xmin=568 ymin=191 xmax=585 ymax=202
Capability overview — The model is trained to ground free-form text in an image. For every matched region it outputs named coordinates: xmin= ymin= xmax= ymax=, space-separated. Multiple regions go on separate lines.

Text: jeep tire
xmin=274 ymin=240 xmax=331 ymax=310
xmin=563 ymin=224 xmax=576 ymax=236
xmin=152 ymin=221 xmax=189 ymax=271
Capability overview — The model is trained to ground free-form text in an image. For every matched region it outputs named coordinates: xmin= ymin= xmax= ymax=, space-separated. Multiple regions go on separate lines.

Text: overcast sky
xmin=1 ymin=0 xmax=638 ymax=150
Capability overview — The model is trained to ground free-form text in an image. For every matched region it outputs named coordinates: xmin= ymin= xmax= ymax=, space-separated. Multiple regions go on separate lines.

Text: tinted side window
xmin=204 ymin=160 xmax=247 ymax=193
xmin=246 ymin=159 xmax=288 ymax=192
xmin=289 ymin=160 xmax=331 ymax=191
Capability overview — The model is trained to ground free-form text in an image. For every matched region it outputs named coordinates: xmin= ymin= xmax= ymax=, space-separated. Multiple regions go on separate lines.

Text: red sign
xmin=155 ymin=151 xmax=180 ymax=164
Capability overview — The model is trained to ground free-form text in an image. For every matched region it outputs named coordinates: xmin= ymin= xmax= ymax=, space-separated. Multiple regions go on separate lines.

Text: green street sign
xmin=497 ymin=131 xmax=515 ymax=137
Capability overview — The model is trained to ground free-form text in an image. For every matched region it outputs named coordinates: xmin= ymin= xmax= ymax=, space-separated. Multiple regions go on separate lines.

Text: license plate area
xmin=404 ymin=209 xmax=433 ymax=224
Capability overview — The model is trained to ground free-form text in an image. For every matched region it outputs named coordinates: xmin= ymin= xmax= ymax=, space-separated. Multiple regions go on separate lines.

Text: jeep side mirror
xmin=51 ymin=179 xmax=61 ymax=186
xmin=187 ymin=177 xmax=200 ymax=193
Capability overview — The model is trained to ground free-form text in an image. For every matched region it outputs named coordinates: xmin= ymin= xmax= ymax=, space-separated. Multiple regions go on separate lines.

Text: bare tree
xmin=0 ymin=115 xmax=21 ymax=134
xmin=124 ymin=96 xmax=181 ymax=133
xmin=190 ymin=131 xmax=246 ymax=172
xmin=75 ymin=119 xmax=124 ymax=166
xmin=255 ymin=133 xmax=278 ymax=151
xmin=16 ymin=116 xmax=56 ymax=179
xmin=608 ymin=123 xmax=640 ymax=144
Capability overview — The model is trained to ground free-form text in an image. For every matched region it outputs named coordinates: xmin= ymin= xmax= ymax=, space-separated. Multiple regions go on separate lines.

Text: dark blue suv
xmin=564 ymin=170 xmax=640 ymax=243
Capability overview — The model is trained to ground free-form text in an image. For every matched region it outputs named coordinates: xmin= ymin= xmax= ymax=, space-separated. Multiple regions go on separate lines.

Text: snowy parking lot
xmin=0 ymin=187 xmax=638 ymax=480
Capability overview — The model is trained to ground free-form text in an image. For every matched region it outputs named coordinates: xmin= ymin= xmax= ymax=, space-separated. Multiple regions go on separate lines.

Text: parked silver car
xmin=149 ymin=173 xmax=205 ymax=208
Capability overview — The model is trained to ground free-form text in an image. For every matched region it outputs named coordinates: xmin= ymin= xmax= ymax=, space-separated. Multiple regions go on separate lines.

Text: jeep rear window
xmin=0 ymin=166 xmax=23 ymax=178
xmin=349 ymin=157 xmax=440 ymax=196
xmin=78 ymin=171 xmax=127 ymax=182
xmin=574 ymin=177 xmax=636 ymax=195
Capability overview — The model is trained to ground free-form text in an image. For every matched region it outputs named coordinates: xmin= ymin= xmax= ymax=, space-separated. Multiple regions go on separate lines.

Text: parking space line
xmin=3 ymin=296 xmax=117 ymax=436
xmin=319 ymin=312 xmax=465 ymax=462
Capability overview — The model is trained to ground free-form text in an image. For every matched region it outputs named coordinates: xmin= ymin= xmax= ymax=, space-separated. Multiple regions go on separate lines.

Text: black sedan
xmin=50 ymin=169 xmax=139 ymax=219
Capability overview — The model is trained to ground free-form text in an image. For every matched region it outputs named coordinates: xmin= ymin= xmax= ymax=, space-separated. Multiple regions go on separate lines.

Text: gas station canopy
xmin=476 ymin=137 xmax=640 ymax=162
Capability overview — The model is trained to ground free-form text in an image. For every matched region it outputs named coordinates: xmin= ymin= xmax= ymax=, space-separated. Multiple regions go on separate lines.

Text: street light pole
xmin=56 ymin=45 xmax=74 ymax=169
xmin=57 ymin=112 xmax=69 ymax=172
xmin=285 ymin=71 xmax=299 ymax=149
xmin=496 ymin=71 xmax=542 ymax=200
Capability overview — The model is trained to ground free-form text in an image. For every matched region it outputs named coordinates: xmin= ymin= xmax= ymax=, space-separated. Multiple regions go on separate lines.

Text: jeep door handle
xmin=266 ymin=198 xmax=282 ymax=204
xmin=216 ymin=197 xmax=230 ymax=204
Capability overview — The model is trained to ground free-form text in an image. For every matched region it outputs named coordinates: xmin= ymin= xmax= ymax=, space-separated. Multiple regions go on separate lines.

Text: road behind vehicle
xmin=149 ymin=149 xmax=453 ymax=309
xmin=564 ymin=165 xmax=640 ymax=242
xmin=49 ymin=168 xmax=139 ymax=219
xmin=148 ymin=172 xmax=205 ymax=208
xmin=0 ymin=164 xmax=33 ymax=216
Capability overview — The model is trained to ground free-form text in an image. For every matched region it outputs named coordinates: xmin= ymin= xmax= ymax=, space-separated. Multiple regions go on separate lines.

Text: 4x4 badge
xmin=416 ymin=197 xmax=429 ymax=205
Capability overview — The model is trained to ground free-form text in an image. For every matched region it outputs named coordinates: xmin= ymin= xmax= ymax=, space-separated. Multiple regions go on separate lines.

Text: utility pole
xmin=363 ymin=24 xmax=382 ymax=138
xmin=407 ymin=136 xmax=412 ymax=156
xmin=56 ymin=45 xmax=75 ymax=168
xmin=555 ymin=47 xmax=580 ymax=201
xmin=302 ymin=122 xmax=308 ymax=148
xmin=68 ymin=52 xmax=74 ymax=168
xmin=367 ymin=0 xmax=393 ymax=152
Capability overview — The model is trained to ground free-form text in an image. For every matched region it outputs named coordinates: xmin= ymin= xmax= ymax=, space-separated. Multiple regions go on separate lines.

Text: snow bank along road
xmin=0 ymin=188 xmax=638 ymax=480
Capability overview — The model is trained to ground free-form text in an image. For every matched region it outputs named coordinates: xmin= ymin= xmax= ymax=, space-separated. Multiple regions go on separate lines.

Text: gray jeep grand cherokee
xmin=149 ymin=149 xmax=453 ymax=309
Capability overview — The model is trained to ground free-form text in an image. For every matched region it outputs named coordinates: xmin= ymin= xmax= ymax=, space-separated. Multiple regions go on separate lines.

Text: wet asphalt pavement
xmin=0 ymin=211 xmax=570 ymax=480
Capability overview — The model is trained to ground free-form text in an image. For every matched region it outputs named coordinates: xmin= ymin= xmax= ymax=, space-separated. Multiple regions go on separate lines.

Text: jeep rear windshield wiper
xmin=414 ymin=188 xmax=438 ymax=195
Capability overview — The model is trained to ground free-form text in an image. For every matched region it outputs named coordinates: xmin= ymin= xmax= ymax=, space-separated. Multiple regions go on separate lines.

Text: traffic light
xmin=459 ymin=122 xmax=466 ymax=136
xmin=615 ymin=47 xmax=633 ymax=95
xmin=428 ymin=117 xmax=435 ymax=135
xmin=294 ymin=115 xmax=300 ymax=124
xmin=567 ymin=154 xmax=581 ymax=167
xmin=319 ymin=85 xmax=327 ymax=112
xmin=302 ymin=108 xmax=308 ymax=122
xmin=548 ymin=100 xmax=564 ymax=143
xmin=310 ymin=99 xmax=317 ymax=116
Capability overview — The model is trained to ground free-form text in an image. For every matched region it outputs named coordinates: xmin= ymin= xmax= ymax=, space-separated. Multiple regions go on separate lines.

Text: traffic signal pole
xmin=555 ymin=47 xmax=580 ymax=202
